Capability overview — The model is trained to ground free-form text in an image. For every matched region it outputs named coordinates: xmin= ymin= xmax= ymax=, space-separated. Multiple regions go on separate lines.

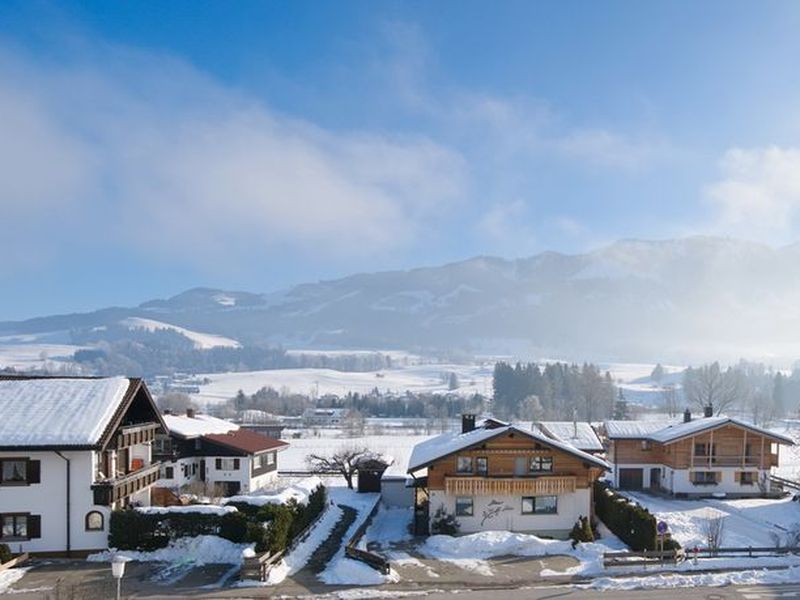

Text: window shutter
xmin=234 ymin=459 xmax=240 ymax=470
xmin=28 ymin=515 xmax=41 ymax=539
xmin=215 ymin=459 xmax=222 ymax=470
xmin=28 ymin=460 xmax=41 ymax=484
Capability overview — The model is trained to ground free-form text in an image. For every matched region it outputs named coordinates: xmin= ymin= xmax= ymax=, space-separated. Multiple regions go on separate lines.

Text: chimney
xmin=186 ymin=408 xmax=195 ymax=419
xmin=683 ymin=408 xmax=692 ymax=423
xmin=703 ymin=404 xmax=714 ymax=418
xmin=462 ymin=414 xmax=476 ymax=434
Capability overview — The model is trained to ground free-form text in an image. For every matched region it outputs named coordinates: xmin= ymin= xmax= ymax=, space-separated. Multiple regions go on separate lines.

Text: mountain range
xmin=4 ymin=236 xmax=800 ymax=365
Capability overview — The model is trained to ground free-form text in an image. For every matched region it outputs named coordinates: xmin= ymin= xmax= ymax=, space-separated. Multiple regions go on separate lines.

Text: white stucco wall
xmin=429 ymin=488 xmax=591 ymax=537
xmin=666 ymin=467 xmax=769 ymax=495
xmin=0 ymin=450 xmax=109 ymax=553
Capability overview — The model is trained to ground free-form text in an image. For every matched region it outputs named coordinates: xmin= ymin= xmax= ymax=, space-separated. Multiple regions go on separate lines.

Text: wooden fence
xmin=0 ymin=553 xmax=29 ymax=573
xmin=604 ymin=546 xmax=800 ymax=568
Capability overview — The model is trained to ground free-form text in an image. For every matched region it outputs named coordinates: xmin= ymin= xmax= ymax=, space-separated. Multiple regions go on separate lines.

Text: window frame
xmin=0 ymin=458 xmax=29 ymax=486
xmin=521 ymin=495 xmax=558 ymax=515
xmin=739 ymin=471 xmax=755 ymax=485
xmin=1 ymin=513 xmax=28 ymax=540
xmin=456 ymin=456 xmax=473 ymax=474
xmin=529 ymin=455 xmax=553 ymax=473
xmin=475 ymin=456 xmax=488 ymax=475
xmin=164 ymin=466 xmax=174 ymax=479
xmin=455 ymin=496 xmax=474 ymax=517
xmin=85 ymin=511 xmax=105 ymax=532
xmin=691 ymin=471 xmax=718 ymax=485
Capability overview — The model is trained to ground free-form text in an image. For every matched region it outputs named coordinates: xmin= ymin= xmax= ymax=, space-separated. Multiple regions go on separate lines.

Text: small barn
xmin=356 ymin=455 xmax=393 ymax=493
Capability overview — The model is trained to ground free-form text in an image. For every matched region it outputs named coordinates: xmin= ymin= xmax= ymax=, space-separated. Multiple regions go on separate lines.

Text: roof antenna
xmin=572 ymin=408 xmax=578 ymax=438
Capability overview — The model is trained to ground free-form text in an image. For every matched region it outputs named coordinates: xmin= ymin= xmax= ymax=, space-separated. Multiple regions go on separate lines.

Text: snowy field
xmin=121 ymin=317 xmax=241 ymax=349
xmin=190 ymin=363 xmax=495 ymax=405
xmin=0 ymin=331 xmax=85 ymax=369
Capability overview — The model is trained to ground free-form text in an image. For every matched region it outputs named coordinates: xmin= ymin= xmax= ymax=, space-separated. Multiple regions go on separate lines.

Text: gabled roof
xmin=204 ymin=428 xmax=289 ymax=455
xmin=0 ymin=376 xmax=141 ymax=448
xmin=164 ymin=413 xmax=239 ymax=439
xmin=407 ymin=423 xmax=610 ymax=473
xmin=536 ymin=421 xmax=605 ymax=452
xmin=604 ymin=420 xmax=674 ymax=440
xmin=604 ymin=417 xmax=795 ymax=445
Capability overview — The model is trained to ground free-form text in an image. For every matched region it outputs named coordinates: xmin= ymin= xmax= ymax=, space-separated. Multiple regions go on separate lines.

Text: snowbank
xmin=136 ymin=505 xmax=238 ymax=516
xmin=0 ymin=568 xmax=29 ymax=594
xmin=422 ymin=531 xmax=575 ymax=559
xmin=224 ymin=476 xmax=322 ymax=507
xmin=87 ymin=535 xmax=254 ymax=566
xmin=585 ymin=564 xmax=800 ymax=591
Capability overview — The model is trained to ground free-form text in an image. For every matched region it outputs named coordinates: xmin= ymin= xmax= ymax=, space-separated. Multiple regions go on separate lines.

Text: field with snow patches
xmin=190 ymin=363 xmax=495 ymax=404
xmin=121 ymin=317 xmax=241 ymax=349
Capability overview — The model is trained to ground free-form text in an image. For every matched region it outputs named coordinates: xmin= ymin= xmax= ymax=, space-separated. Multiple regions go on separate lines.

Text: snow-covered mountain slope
xmin=4 ymin=236 xmax=800 ymax=364
xmin=120 ymin=317 xmax=241 ymax=349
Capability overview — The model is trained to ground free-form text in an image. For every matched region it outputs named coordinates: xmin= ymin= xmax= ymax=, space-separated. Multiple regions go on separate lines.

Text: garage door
xmin=618 ymin=468 xmax=644 ymax=490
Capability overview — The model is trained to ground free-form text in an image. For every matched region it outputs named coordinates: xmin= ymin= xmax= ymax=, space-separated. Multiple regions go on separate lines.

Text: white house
xmin=153 ymin=410 xmax=288 ymax=497
xmin=407 ymin=416 xmax=610 ymax=537
xmin=0 ymin=376 xmax=166 ymax=555
xmin=604 ymin=411 xmax=794 ymax=497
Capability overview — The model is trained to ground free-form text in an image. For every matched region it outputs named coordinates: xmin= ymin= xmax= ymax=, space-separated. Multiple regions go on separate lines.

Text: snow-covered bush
xmin=430 ymin=506 xmax=460 ymax=535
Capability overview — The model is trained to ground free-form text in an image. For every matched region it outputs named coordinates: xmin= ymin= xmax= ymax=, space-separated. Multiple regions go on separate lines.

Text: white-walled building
xmin=153 ymin=410 xmax=288 ymax=497
xmin=0 ymin=376 xmax=166 ymax=555
xmin=407 ymin=416 xmax=609 ymax=537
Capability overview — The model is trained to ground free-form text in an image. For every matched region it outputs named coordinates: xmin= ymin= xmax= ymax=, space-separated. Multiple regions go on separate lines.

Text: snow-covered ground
xmin=121 ymin=317 xmax=241 ymax=349
xmin=624 ymin=491 xmax=800 ymax=548
xmin=0 ymin=568 xmax=29 ymax=594
xmin=319 ymin=488 xmax=393 ymax=586
xmin=0 ymin=330 xmax=85 ymax=369
xmin=190 ymin=363 xmax=494 ymax=405
xmin=224 ymin=476 xmax=323 ymax=507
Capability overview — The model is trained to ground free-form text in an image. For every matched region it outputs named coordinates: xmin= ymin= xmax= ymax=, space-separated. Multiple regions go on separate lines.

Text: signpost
xmin=657 ymin=521 xmax=669 ymax=564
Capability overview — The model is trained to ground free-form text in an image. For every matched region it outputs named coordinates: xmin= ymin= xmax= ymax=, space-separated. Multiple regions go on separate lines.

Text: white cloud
xmin=705 ymin=146 xmax=800 ymax=242
xmin=0 ymin=44 xmax=466 ymax=270
xmin=476 ymin=200 xmax=538 ymax=255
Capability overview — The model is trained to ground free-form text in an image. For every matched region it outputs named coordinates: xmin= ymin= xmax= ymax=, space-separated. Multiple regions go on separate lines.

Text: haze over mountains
xmin=4 ymin=236 xmax=800 ymax=366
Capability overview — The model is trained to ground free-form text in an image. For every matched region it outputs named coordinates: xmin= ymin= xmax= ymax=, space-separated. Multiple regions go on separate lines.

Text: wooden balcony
xmin=690 ymin=454 xmax=779 ymax=468
xmin=92 ymin=462 xmax=162 ymax=506
xmin=445 ymin=475 xmax=577 ymax=496
xmin=116 ymin=422 xmax=161 ymax=449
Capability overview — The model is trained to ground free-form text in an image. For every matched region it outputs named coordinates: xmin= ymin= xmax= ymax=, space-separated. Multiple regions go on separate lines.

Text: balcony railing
xmin=92 ymin=462 xmax=162 ymax=506
xmin=116 ymin=422 xmax=161 ymax=449
xmin=445 ymin=475 xmax=577 ymax=496
xmin=691 ymin=455 xmax=777 ymax=467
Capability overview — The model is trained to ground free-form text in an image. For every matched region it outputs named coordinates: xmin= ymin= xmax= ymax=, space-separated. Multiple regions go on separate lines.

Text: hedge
xmin=0 ymin=543 xmax=11 ymax=564
xmin=109 ymin=484 xmax=327 ymax=554
xmin=593 ymin=481 xmax=677 ymax=551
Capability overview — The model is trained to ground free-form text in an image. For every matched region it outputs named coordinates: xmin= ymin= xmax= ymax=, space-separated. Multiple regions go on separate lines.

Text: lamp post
xmin=111 ymin=555 xmax=127 ymax=600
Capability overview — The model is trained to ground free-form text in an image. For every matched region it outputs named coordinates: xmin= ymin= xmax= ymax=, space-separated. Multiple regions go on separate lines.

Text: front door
xmin=199 ymin=459 xmax=206 ymax=482
xmin=650 ymin=468 xmax=661 ymax=490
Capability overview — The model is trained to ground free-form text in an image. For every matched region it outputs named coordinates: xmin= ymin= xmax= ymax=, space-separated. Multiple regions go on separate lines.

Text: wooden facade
xmin=427 ymin=430 xmax=604 ymax=493
xmin=610 ymin=423 xmax=781 ymax=470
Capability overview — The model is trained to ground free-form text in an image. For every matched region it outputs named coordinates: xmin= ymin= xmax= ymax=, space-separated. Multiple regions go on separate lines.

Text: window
xmin=641 ymin=440 xmax=652 ymax=451
xmin=476 ymin=457 xmax=488 ymax=475
xmin=153 ymin=437 xmax=172 ymax=455
xmin=529 ymin=456 xmax=553 ymax=473
xmin=521 ymin=496 xmax=558 ymax=515
xmin=85 ymin=511 xmax=104 ymax=531
xmin=0 ymin=514 xmax=40 ymax=540
xmin=694 ymin=443 xmax=715 ymax=457
xmin=163 ymin=466 xmax=174 ymax=479
xmin=0 ymin=459 xmax=39 ymax=485
xmin=692 ymin=471 xmax=718 ymax=485
xmin=455 ymin=496 xmax=474 ymax=516
xmin=456 ymin=456 xmax=473 ymax=474
xmin=267 ymin=453 xmax=275 ymax=466
xmin=215 ymin=458 xmax=240 ymax=471
xmin=739 ymin=471 xmax=755 ymax=485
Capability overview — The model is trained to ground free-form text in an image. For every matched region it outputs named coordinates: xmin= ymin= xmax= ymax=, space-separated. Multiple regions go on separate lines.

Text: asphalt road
xmin=415 ymin=585 xmax=800 ymax=600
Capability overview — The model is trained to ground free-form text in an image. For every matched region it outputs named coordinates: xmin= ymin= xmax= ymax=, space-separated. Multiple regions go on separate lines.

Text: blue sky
xmin=2 ymin=1 xmax=800 ymax=319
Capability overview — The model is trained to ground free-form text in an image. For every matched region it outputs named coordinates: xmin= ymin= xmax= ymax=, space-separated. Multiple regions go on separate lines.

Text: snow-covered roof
xmin=604 ymin=420 xmax=674 ymax=439
xmin=605 ymin=417 xmax=795 ymax=445
xmin=0 ymin=376 xmax=132 ymax=447
xmin=649 ymin=416 xmax=795 ymax=445
xmin=535 ymin=421 xmax=604 ymax=452
xmin=407 ymin=423 xmax=610 ymax=473
xmin=163 ymin=413 xmax=239 ymax=438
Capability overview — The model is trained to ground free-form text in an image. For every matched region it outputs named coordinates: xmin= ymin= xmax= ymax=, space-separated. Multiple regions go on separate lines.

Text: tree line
xmin=492 ymin=361 xmax=616 ymax=421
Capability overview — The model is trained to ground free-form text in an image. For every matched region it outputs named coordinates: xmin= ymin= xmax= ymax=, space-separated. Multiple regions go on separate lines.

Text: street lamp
xmin=111 ymin=555 xmax=127 ymax=600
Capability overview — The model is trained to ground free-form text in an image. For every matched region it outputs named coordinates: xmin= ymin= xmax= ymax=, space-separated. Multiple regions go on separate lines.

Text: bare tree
xmin=703 ymin=514 xmax=726 ymax=554
xmin=661 ymin=384 xmax=679 ymax=418
xmin=157 ymin=392 xmax=196 ymax=414
xmin=682 ymin=363 xmax=743 ymax=415
xmin=306 ymin=446 xmax=370 ymax=489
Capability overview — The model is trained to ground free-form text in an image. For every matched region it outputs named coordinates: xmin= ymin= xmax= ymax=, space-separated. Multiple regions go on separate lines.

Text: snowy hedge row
xmin=593 ymin=482 xmax=680 ymax=551
xmin=109 ymin=484 xmax=327 ymax=555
